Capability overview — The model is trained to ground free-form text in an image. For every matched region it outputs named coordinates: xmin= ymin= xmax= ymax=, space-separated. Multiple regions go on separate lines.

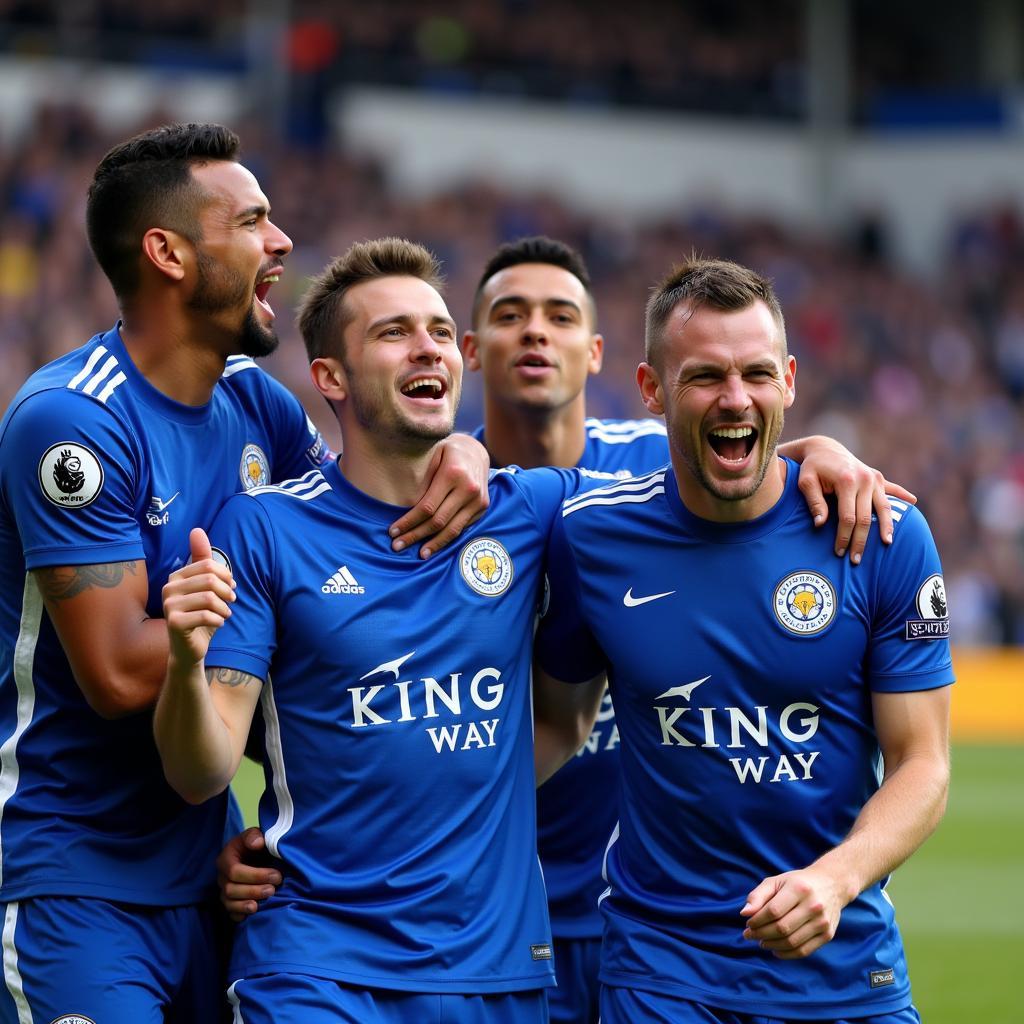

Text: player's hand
xmin=162 ymin=528 xmax=235 ymax=665
xmin=217 ymin=826 xmax=281 ymax=922
xmin=740 ymin=867 xmax=847 ymax=959
xmin=388 ymin=433 xmax=490 ymax=558
xmin=794 ymin=437 xmax=917 ymax=564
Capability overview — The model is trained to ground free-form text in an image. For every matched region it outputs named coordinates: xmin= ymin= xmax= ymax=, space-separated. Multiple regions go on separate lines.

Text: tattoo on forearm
xmin=35 ymin=561 xmax=139 ymax=601
xmin=205 ymin=667 xmax=259 ymax=688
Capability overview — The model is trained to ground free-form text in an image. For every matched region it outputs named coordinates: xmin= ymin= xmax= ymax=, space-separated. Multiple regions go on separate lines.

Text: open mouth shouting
xmin=255 ymin=266 xmax=283 ymax=318
xmin=399 ymin=374 xmax=449 ymax=405
xmin=706 ymin=423 xmax=758 ymax=472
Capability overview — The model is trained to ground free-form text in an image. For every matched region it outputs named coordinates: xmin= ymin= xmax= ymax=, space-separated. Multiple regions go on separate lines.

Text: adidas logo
xmin=321 ymin=565 xmax=365 ymax=595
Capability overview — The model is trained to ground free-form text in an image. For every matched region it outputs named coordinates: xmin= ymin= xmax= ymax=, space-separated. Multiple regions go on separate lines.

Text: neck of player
xmin=338 ymin=432 xmax=444 ymax=508
xmin=119 ymin=311 xmax=230 ymax=407
xmin=674 ymin=452 xmax=789 ymax=523
xmin=482 ymin=395 xmax=587 ymax=469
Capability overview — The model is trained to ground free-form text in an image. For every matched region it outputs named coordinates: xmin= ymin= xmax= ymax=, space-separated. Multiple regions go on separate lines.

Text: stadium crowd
xmin=0 ymin=103 xmax=1020 ymax=645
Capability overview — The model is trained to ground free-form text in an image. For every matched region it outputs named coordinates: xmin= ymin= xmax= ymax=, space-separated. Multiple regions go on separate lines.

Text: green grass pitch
xmin=231 ymin=743 xmax=1023 ymax=1021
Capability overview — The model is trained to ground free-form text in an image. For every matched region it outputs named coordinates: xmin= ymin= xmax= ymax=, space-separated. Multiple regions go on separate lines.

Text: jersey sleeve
xmin=205 ymin=495 xmax=278 ymax=681
xmin=2 ymin=389 xmax=144 ymax=569
xmin=261 ymin=372 xmax=333 ymax=480
xmin=868 ymin=503 xmax=955 ymax=693
xmin=534 ymin=509 xmax=608 ymax=684
xmin=505 ymin=466 xmax=581 ymax=536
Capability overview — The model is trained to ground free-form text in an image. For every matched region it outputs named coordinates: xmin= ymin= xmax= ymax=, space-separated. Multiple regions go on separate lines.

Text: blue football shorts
xmin=548 ymin=936 xmax=601 ymax=1024
xmin=227 ymin=973 xmax=549 ymax=1023
xmin=0 ymin=896 xmax=228 ymax=1024
xmin=599 ymin=986 xmax=922 ymax=1024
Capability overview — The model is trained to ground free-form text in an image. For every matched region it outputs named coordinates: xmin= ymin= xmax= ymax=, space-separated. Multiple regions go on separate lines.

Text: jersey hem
xmin=870 ymin=667 xmax=954 ymax=692
xmin=0 ymin=879 xmax=214 ymax=905
xmin=231 ymin=960 xmax=556 ymax=993
xmin=23 ymin=540 xmax=146 ymax=568
xmin=599 ymin=970 xmax=913 ymax=1018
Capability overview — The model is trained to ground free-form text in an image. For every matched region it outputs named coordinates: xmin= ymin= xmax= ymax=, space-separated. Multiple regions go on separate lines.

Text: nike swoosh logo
xmin=623 ymin=588 xmax=676 ymax=608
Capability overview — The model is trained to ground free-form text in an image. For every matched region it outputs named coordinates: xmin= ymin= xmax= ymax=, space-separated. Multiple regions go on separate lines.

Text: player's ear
xmin=461 ymin=331 xmax=481 ymax=372
xmin=588 ymin=333 xmax=604 ymax=375
xmin=783 ymin=354 xmax=796 ymax=409
xmin=310 ymin=357 xmax=347 ymax=401
xmin=141 ymin=228 xmax=188 ymax=283
xmin=637 ymin=361 xmax=664 ymax=415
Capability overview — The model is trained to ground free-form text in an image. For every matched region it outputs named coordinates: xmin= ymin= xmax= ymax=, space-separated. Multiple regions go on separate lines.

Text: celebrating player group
xmin=0 ymin=123 xmax=951 ymax=1024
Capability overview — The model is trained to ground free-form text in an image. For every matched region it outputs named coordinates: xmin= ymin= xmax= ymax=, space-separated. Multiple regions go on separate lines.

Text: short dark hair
xmin=297 ymin=237 xmax=445 ymax=362
xmin=471 ymin=235 xmax=595 ymax=327
xmin=86 ymin=123 xmax=240 ymax=303
xmin=645 ymin=256 xmax=786 ymax=366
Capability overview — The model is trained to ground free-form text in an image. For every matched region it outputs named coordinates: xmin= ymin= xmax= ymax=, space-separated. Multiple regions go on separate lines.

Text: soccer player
xmin=536 ymin=256 xmax=953 ymax=1024
xmin=0 ymin=126 xmax=487 ymax=1022
xmin=218 ymin=236 xmax=916 ymax=1024
xmin=463 ymin=238 xmax=916 ymax=1024
xmin=155 ymin=238 xmax=605 ymax=1022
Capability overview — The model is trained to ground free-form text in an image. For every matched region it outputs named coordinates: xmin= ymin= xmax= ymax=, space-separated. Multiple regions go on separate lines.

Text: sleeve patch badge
xmin=37 ymin=443 xmax=104 ymax=509
xmin=906 ymin=573 xmax=949 ymax=640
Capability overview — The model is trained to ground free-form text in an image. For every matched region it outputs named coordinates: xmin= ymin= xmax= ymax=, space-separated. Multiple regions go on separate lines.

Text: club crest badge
xmin=38 ymin=443 xmax=104 ymax=509
xmin=240 ymin=443 xmax=269 ymax=490
xmin=459 ymin=538 xmax=514 ymax=597
xmin=906 ymin=573 xmax=949 ymax=639
xmin=49 ymin=1015 xmax=97 ymax=1024
xmin=773 ymin=570 xmax=837 ymax=635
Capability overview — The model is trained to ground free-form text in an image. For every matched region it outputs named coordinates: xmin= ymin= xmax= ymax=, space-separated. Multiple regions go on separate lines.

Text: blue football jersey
xmin=475 ymin=417 xmax=668 ymax=939
xmin=536 ymin=459 xmax=954 ymax=1019
xmin=0 ymin=324 xmax=329 ymax=905
xmin=205 ymin=460 xmax=578 ymax=993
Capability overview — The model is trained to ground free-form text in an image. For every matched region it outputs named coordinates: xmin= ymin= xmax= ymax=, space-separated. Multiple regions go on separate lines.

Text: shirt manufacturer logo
xmin=870 ymin=967 xmax=895 ymax=988
xmin=322 ymin=566 xmax=365 ymax=594
xmin=146 ymin=491 xmax=179 ymax=526
xmin=623 ymin=587 xmax=675 ymax=607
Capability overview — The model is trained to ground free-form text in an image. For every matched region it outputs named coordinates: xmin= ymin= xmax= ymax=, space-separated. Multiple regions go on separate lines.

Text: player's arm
xmin=153 ymin=528 xmax=259 ymax=805
xmin=741 ymin=685 xmax=950 ymax=959
xmin=34 ymin=561 xmax=170 ymax=718
xmin=532 ymin=666 xmax=607 ymax=785
xmin=387 ymin=432 xmax=490 ymax=558
xmin=778 ymin=435 xmax=917 ymax=563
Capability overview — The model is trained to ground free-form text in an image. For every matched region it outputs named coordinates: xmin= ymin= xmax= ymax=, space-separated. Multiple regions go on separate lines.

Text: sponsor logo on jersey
xmin=459 ymin=537 xmax=514 ymax=597
xmin=350 ymin=651 xmax=506 ymax=753
xmin=38 ymin=442 xmax=104 ymax=509
xmin=906 ymin=573 xmax=949 ymax=639
xmin=240 ymin=443 xmax=270 ymax=490
xmin=869 ymin=967 xmax=896 ymax=988
xmin=773 ymin=570 xmax=837 ymax=635
xmin=49 ymin=1015 xmax=97 ymax=1024
xmin=322 ymin=565 xmax=365 ymax=594
xmin=653 ymin=674 xmax=823 ymax=785
xmin=145 ymin=491 xmax=179 ymax=526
